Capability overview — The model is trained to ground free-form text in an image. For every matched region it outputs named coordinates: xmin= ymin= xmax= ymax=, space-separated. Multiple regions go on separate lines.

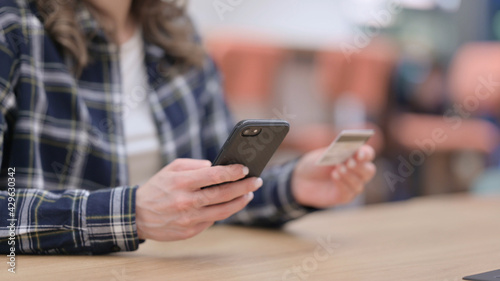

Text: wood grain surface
xmin=8 ymin=195 xmax=500 ymax=281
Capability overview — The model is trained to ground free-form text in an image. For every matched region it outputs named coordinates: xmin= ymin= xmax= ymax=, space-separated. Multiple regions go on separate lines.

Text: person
xmin=0 ymin=0 xmax=376 ymax=254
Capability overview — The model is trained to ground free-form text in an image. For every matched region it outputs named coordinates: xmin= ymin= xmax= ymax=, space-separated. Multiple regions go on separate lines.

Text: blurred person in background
xmin=0 ymin=0 xmax=376 ymax=254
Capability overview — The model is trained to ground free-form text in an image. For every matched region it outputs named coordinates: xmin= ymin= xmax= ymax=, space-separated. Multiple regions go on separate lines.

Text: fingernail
xmin=254 ymin=177 xmax=263 ymax=188
xmin=242 ymin=166 xmax=249 ymax=176
xmin=333 ymin=171 xmax=340 ymax=180
xmin=339 ymin=165 xmax=347 ymax=174
xmin=347 ymin=159 xmax=356 ymax=169
xmin=247 ymin=192 xmax=254 ymax=200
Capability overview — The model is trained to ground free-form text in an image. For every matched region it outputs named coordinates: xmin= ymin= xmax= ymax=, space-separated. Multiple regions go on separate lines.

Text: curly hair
xmin=36 ymin=0 xmax=204 ymax=76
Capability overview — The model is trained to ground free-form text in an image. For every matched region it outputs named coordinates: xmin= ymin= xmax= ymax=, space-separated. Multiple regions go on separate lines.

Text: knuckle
xmin=173 ymin=194 xmax=194 ymax=212
xmin=193 ymin=192 xmax=209 ymax=207
xmin=206 ymin=168 xmax=222 ymax=183
xmin=220 ymin=167 xmax=234 ymax=182
xmin=202 ymin=184 xmax=220 ymax=200
xmin=170 ymin=174 xmax=187 ymax=188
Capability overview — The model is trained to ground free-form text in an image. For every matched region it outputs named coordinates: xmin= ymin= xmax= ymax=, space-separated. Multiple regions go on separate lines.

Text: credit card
xmin=316 ymin=130 xmax=374 ymax=166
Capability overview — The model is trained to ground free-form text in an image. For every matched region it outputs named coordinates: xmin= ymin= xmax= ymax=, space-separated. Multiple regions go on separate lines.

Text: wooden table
xmin=9 ymin=195 xmax=500 ymax=281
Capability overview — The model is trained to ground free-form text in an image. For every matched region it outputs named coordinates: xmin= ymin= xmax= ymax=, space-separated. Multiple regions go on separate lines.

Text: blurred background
xmin=188 ymin=0 xmax=500 ymax=205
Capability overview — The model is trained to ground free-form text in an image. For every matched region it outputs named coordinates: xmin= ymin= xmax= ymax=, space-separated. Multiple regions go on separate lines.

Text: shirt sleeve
xmin=221 ymin=160 xmax=319 ymax=227
xmin=0 ymin=14 xmax=140 ymax=255
xmin=0 ymin=187 xmax=140 ymax=255
xmin=198 ymin=58 xmax=318 ymax=228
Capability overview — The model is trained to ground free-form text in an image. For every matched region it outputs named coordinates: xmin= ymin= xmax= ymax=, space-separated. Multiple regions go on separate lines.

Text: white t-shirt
xmin=120 ymin=29 xmax=162 ymax=186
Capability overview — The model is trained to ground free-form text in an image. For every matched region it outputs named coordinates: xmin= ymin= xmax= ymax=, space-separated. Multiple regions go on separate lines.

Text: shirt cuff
xmin=272 ymin=159 xmax=320 ymax=221
xmin=85 ymin=186 xmax=140 ymax=254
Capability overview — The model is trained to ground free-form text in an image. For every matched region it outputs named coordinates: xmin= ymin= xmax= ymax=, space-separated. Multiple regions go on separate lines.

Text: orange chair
xmin=316 ymin=50 xmax=348 ymax=103
xmin=344 ymin=39 xmax=398 ymax=119
xmin=316 ymin=38 xmax=398 ymax=121
xmin=314 ymin=38 xmax=398 ymax=153
xmin=205 ymin=35 xmax=287 ymax=106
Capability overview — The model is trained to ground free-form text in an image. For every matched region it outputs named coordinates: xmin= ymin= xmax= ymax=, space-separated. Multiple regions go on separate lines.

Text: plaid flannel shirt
xmin=0 ymin=0 xmax=312 ymax=255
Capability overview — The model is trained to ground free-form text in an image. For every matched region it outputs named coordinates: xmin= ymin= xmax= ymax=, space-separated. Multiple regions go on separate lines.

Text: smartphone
xmin=316 ymin=129 xmax=374 ymax=166
xmin=212 ymin=119 xmax=290 ymax=178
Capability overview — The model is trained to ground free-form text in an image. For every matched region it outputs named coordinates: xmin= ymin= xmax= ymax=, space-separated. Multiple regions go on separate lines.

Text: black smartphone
xmin=212 ymin=119 xmax=290 ymax=178
xmin=464 ymin=269 xmax=500 ymax=281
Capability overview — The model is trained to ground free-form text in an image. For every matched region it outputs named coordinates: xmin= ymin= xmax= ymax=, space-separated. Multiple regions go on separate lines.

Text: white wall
xmin=188 ymin=0 xmax=389 ymax=49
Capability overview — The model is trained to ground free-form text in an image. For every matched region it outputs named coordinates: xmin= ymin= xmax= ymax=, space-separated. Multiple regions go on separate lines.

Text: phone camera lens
xmin=242 ymin=128 xmax=262 ymax=137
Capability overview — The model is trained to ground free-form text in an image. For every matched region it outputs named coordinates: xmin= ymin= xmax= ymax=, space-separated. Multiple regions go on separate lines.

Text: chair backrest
xmin=205 ymin=35 xmax=287 ymax=105
xmin=316 ymin=50 xmax=348 ymax=102
xmin=316 ymin=38 xmax=398 ymax=120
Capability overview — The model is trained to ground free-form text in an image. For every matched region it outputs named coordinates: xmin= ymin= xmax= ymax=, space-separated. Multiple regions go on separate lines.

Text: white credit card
xmin=316 ymin=129 xmax=374 ymax=166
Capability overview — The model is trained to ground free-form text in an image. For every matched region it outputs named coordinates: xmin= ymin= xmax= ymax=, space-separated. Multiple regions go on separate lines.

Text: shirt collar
xmin=75 ymin=1 xmax=119 ymax=51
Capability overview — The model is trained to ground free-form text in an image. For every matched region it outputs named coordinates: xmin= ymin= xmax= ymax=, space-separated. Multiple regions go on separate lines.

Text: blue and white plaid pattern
xmin=0 ymin=0 xmax=311 ymax=255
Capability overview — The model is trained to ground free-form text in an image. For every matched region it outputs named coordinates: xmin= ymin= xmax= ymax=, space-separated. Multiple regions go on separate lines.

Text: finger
xmin=335 ymin=167 xmax=364 ymax=194
xmin=330 ymin=179 xmax=356 ymax=204
xmin=167 ymin=158 xmax=212 ymax=172
xmin=331 ymin=166 xmax=358 ymax=203
xmin=345 ymin=157 xmax=376 ymax=182
xmin=198 ymin=192 xmax=254 ymax=222
xmin=175 ymin=164 xmax=249 ymax=190
xmin=195 ymin=177 xmax=263 ymax=206
xmin=346 ymin=158 xmax=376 ymax=183
xmin=357 ymin=162 xmax=376 ymax=182
xmin=356 ymin=145 xmax=375 ymax=162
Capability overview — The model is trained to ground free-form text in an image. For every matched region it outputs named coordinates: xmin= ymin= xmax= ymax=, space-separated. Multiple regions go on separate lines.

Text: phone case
xmin=464 ymin=269 xmax=500 ymax=281
xmin=213 ymin=119 xmax=290 ymax=178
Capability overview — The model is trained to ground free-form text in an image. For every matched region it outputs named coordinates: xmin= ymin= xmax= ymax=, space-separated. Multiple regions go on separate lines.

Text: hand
xmin=136 ymin=159 xmax=263 ymax=241
xmin=291 ymin=145 xmax=376 ymax=208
